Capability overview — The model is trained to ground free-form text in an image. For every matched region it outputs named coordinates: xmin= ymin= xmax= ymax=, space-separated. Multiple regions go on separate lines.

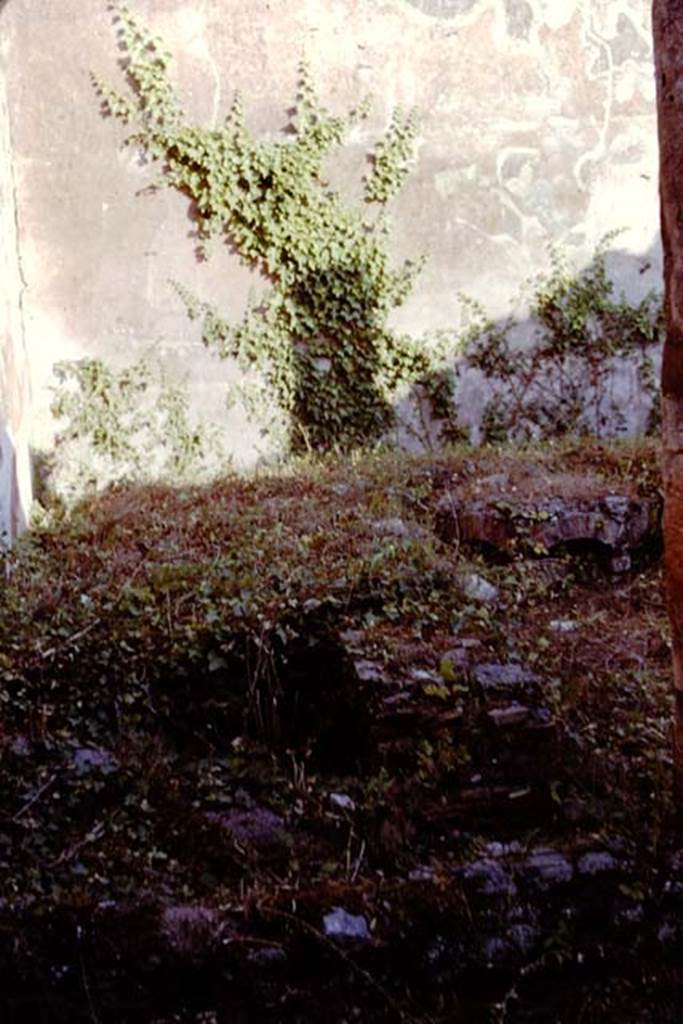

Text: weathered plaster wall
xmin=0 ymin=0 xmax=661 ymax=468
xmin=0 ymin=57 xmax=31 ymax=542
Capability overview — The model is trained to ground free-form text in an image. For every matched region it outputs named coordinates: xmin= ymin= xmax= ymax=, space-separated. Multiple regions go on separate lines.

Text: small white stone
xmin=329 ymin=792 xmax=356 ymax=812
xmin=409 ymin=667 xmax=441 ymax=684
xmin=462 ymin=572 xmax=499 ymax=604
xmin=408 ymin=865 xmax=434 ymax=881
xmin=550 ymin=619 xmax=578 ymax=633
xmin=577 ymin=851 xmax=618 ymax=875
xmin=323 ymin=907 xmax=370 ymax=941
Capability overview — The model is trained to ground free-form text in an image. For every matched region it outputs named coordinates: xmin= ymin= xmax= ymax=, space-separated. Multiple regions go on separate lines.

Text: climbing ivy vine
xmin=93 ymin=4 xmax=445 ymax=452
xmin=42 ymin=357 xmax=223 ymax=506
xmin=93 ymin=6 xmax=660 ymax=455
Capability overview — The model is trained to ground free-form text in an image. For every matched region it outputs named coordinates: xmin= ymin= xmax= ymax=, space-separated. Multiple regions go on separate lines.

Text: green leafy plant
xmin=93 ymin=4 xmax=445 ymax=453
xmin=461 ymin=236 xmax=663 ymax=443
xmin=93 ymin=7 xmax=661 ymax=455
xmin=43 ymin=356 xmax=222 ymax=504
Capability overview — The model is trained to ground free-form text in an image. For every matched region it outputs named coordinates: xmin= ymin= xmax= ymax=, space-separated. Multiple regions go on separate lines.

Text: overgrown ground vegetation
xmin=3 ymin=7 xmax=675 ymax=1020
xmin=0 ymin=438 xmax=678 ymax=1022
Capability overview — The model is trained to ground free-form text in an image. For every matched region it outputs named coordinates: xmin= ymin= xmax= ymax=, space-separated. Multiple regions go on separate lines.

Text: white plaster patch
xmin=614 ymin=65 xmax=638 ymax=104
xmin=0 ymin=422 xmax=29 ymax=545
xmin=159 ymin=5 xmax=222 ymax=124
xmin=640 ymin=70 xmax=656 ymax=102
xmin=538 ymin=0 xmax=578 ymax=32
xmin=434 ymin=165 xmax=476 ymax=198
xmin=0 ymin=425 xmax=14 ymax=545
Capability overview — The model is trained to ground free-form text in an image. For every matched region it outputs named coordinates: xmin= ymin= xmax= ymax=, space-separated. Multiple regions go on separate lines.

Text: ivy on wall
xmin=42 ymin=357 xmax=222 ymax=506
xmin=91 ymin=6 xmax=661 ymax=459
xmin=93 ymin=4 xmax=451 ymax=453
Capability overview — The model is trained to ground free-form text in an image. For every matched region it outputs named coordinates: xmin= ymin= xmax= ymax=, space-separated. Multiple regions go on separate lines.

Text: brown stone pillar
xmin=654 ymin=0 xmax=683 ymax=797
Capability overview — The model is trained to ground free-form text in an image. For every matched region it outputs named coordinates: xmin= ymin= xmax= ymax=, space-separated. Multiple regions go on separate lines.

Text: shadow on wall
xmin=397 ymin=238 xmax=664 ymax=450
xmin=169 ymin=237 xmax=663 ymax=460
xmin=0 ymin=420 xmax=26 ymax=546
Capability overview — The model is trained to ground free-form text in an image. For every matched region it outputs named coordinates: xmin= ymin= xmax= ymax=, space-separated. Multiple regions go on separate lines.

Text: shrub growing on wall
xmin=459 ymin=237 xmax=663 ymax=443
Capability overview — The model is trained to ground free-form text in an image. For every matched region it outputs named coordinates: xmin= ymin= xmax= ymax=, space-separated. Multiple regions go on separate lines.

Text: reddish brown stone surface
xmin=654 ymin=0 xmax=683 ymax=794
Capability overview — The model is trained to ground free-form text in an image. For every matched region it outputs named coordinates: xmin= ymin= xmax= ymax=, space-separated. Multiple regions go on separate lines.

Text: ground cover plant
xmin=0 ymin=438 xmax=679 ymax=1022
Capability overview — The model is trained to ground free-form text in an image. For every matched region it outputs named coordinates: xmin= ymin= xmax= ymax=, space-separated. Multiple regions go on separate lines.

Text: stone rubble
xmin=322 ymin=907 xmax=371 ymax=942
xmin=435 ymin=488 xmax=660 ymax=569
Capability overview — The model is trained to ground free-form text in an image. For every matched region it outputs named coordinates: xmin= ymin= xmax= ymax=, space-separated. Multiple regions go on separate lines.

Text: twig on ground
xmin=10 ymin=771 xmax=59 ymax=821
